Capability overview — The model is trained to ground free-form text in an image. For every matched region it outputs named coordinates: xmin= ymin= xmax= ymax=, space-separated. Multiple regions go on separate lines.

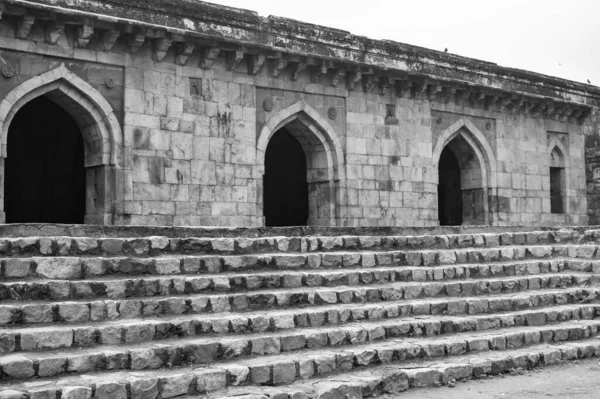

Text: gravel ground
xmin=381 ymin=358 xmax=600 ymax=398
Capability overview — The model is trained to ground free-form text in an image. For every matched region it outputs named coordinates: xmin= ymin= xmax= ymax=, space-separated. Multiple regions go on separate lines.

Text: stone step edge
xmin=216 ymin=338 xmax=600 ymax=399
xmin=0 ymin=272 xmax=595 ymax=325
xmin=1 ymin=257 xmax=594 ymax=303
xmin=1 ymin=322 xmax=598 ymax=397
xmin=2 ymin=301 xmax=597 ymax=360
xmin=1 ymin=312 xmax=598 ymax=383
xmin=1 ymin=287 xmax=597 ymax=354
xmin=4 ymin=243 xmax=599 ymax=280
xmin=2 ymin=228 xmax=597 ymax=258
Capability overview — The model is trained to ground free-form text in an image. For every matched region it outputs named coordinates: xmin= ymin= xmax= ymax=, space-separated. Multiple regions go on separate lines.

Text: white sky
xmin=204 ymin=0 xmax=600 ymax=86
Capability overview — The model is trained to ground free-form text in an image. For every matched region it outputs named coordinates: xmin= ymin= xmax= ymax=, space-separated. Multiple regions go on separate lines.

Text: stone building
xmin=0 ymin=0 xmax=598 ymax=228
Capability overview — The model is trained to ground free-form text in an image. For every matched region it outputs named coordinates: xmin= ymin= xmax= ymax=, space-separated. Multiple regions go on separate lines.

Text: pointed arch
xmin=257 ymin=101 xmax=345 ymax=226
xmin=548 ymin=138 xmax=568 ymax=167
xmin=433 ymin=117 xmax=498 ymax=225
xmin=257 ymin=101 xmax=345 ymax=181
xmin=0 ymin=63 xmax=122 ymax=166
xmin=0 ymin=64 xmax=123 ymax=224
xmin=432 ymin=117 xmax=497 ymax=187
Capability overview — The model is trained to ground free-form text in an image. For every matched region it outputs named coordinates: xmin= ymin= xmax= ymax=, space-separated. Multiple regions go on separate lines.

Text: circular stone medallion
xmin=263 ymin=98 xmax=274 ymax=112
xmin=327 ymin=107 xmax=337 ymax=120
xmin=2 ymin=65 xmax=15 ymax=78
xmin=105 ymin=78 xmax=116 ymax=89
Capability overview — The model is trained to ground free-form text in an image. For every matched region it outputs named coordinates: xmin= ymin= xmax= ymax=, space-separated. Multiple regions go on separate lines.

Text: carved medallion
xmin=105 ymin=78 xmax=116 ymax=89
xmin=327 ymin=107 xmax=337 ymax=120
xmin=2 ymin=65 xmax=15 ymax=78
xmin=486 ymin=122 xmax=492 ymax=130
xmin=263 ymin=98 xmax=274 ymax=112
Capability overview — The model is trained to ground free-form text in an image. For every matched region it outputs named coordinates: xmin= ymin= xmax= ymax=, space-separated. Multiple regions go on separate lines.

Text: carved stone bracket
xmin=153 ymin=37 xmax=173 ymax=62
xmin=16 ymin=15 xmax=35 ymax=39
xmin=174 ymin=42 xmax=195 ymax=66
xmin=248 ymin=54 xmax=266 ymax=75
xmin=396 ymin=80 xmax=413 ymax=98
xmin=427 ymin=84 xmax=442 ymax=101
xmin=75 ymin=24 xmax=94 ymax=48
xmin=485 ymin=94 xmax=498 ymax=110
xmin=413 ymin=81 xmax=428 ymax=100
xmin=347 ymin=70 xmax=362 ymax=91
xmin=331 ymin=68 xmax=346 ymax=87
xmin=468 ymin=92 xmax=485 ymax=108
xmin=99 ymin=29 xmax=121 ymax=52
xmin=270 ymin=56 xmax=288 ymax=78
xmin=45 ymin=20 xmax=64 ymax=44
xmin=291 ymin=61 xmax=307 ymax=81
xmin=200 ymin=47 xmax=221 ymax=68
xmin=379 ymin=76 xmax=393 ymax=96
xmin=225 ymin=50 xmax=244 ymax=71
xmin=363 ymin=74 xmax=375 ymax=93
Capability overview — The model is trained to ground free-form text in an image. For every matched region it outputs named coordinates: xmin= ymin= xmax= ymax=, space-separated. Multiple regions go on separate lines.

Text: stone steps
xmin=217 ymin=338 xmax=600 ymax=399
xmin=1 ymin=256 xmax=597 ymax=303
xmin=1 ymin=319 xmax=598 ymax=398
xmin=1 ymin=227 xmax=600 ymax=398
xmin=3 ymin=243 xmax=600 ymax=283
xmin=1 ymin=272 xmax=596 ymax=326
xmin=1 ymin=287 xmax=597 ymax=354
xmin=1 ymin=229 xmax=595 ymax=258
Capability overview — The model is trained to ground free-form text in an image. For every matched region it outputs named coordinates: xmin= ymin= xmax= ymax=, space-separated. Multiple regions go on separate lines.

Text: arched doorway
xmin=433 ymin=118 xmax=496 ymax=226
xmin=438 ymin=146 xmax=462 ymax=225
xmin=0 ymin=65 xmax=124 ymax=225
xmin=5 ymin=97 xmax=85 ymax=223
xmin=437 ymin=131 xmax=487 ymax=225
xmin=257 ymin=101 xmax=346 ymax=227
xmin=264 ymin=128 xmax=309 ymax=226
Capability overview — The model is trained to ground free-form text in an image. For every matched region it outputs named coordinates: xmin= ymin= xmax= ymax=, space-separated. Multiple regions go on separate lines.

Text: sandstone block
xmin=0 ymin=355 xmax=35 ymax=379
xmin=160 ymin=374 xmax=194 ymax=398
xmin=62 ymin=387 xmax=92 ymax=399
xmin=35 ymin=257 xmax=81 ymax=279
xmin=196 ymin=368 xmax=227 ymax=392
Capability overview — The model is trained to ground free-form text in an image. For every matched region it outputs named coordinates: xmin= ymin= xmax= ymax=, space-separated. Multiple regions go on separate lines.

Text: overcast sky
xmin=204 ymin=0 xmax=600 ymax=86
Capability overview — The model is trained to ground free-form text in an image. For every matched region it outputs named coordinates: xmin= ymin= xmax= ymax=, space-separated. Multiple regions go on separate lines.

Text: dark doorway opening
xmin=438 ymin=147 xmax=463 ymax=226
xmin=5 ymin=96 xmax=86 ymax=224
xmin=550 ymin=167 xmax=564 ymax=213
xmin=264 ymin=128 xmax=309 ymax=226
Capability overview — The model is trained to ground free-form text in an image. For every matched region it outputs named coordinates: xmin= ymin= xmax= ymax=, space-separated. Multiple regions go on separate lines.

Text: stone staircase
xmin=1 ymin=225 xmax=600 ymax=399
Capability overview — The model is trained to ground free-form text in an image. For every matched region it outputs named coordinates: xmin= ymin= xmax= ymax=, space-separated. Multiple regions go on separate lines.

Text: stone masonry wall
xmin=0 ymin=1 xmax=596 ymax=227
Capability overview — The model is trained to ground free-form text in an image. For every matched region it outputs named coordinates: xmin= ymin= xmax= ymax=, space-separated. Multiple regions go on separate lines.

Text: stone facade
xmin=0 ymin=0 xmax=598 ymax=227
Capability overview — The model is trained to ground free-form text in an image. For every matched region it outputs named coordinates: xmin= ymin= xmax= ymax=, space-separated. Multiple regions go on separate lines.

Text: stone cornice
xmin=1 ymin=0 xmax=597 ymax=123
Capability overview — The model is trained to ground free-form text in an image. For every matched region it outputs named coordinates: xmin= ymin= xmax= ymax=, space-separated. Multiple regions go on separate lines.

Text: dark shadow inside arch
xmin=264 ymin=128 xmax=309 ymax=227
xmin=5 ymin=96 xmax=86 ymax=223
xmin=438 ymin=146 xmax=463 ymax=226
